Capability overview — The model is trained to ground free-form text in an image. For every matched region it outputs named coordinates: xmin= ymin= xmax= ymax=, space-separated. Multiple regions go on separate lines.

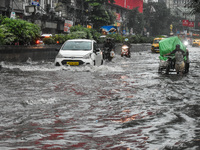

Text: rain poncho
xmin=159 ymin=36 xmax=186 ymax=60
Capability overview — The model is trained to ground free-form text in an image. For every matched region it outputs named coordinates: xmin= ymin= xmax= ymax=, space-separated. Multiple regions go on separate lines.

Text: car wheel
xmin=185 ymin=63 xmax=189 ymax=73
xmin=101 ymin=59 xmax=103 ymax=65
xmin=55 ymin=62 xmax=60 ymax=66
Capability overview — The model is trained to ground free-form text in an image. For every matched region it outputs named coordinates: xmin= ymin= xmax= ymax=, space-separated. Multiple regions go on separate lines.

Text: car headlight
xmin=83 ymin=53 xmax=92 ymax=59
xmin=56 ymin=53 xmax=64 ymax=58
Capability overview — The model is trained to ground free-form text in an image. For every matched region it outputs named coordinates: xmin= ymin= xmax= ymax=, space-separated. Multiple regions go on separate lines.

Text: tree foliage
xmin=70 ymin=25 xmax=101 ymax=41
xmin=143 ymin=2 xmax=172 ymax=36
xmin=127 ymin=8 xmax=144 ymax=35
xmin=85 ymin=0 xmax=116 ymax=30
xmin=187 ymin=0 xmax=200 ymax=14
xmin=57 ymin=0 xmax=116 ymax=30
xmin=0 ymin=15 xmax=41 ymax=45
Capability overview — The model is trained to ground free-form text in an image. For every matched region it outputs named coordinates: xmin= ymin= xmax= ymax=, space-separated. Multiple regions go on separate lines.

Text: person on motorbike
xmin=103 ymin=38 xmax=115 ymax=60
xmin=164 ymin=44 xmax=186 ymax=75
xmin=103 ymin=38 xmax=114 ymax=52
xmin=123 ymin=38 xmax=131 ymax=56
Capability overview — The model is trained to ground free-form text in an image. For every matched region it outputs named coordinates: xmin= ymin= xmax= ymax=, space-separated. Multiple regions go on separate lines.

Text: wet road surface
xmin=0 ymin=46 xmax=200 ymax=150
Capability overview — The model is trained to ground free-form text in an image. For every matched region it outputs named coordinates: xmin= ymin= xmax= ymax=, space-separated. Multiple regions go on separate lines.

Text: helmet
xmin=176 ymin=44 xmax=180 ymax=48
xmin=125 ymin=38 xmax=128 ymax=42
xmin=106 ymin=38 xmax=111 ymax=42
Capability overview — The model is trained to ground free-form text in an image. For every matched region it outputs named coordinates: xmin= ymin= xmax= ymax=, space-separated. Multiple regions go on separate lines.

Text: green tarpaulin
xmin=159 ymin=36 xmax=186 ymax=60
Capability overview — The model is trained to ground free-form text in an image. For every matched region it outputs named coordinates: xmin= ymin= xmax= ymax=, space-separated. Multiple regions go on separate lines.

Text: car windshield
xmin=62 ymin=41 xmax=92 ymax=50
xmin=153 ymin=40 xmax=160 ymax=43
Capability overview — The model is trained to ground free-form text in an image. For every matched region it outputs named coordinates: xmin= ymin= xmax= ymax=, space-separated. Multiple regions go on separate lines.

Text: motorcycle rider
xmin=103 ymin=38 xmax=114 ymax=60
xmin=164 ymin=44 xmax=186 ymax=75
xmin=103 ymin=38 xmax=114 ymax=52
xmin=122 ymin=38 xmax=131 ymax=56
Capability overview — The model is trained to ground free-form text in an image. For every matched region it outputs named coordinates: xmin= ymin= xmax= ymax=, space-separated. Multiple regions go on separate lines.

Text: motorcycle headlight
xmin=83 ymin=53 xmax=92 ymax=59
xmin=184 ymin=41 xmax=188 ymax=46
xmin=56 ymin=53 xmax=64 ymax=58
xmin=122 ymin=45 xmax=129 ymax=49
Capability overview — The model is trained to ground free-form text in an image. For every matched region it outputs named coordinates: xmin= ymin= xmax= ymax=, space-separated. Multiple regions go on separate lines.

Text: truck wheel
xmin=185 ymin=63 xmax=189 ymax=73
xmin=108 ymin=57 xmax=112 ymax=61
xmin=166 ymin=65 xmax=170 ymax=74
xmin=158 ymin=68 xmax=162 ymax=73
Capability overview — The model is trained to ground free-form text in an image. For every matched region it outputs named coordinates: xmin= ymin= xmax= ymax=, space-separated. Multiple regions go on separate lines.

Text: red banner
xmin=188 ymin=21 xmax=194 ymax=27
xmin=111 ymin=0 xmax=143 ymax=13
xmin=182 ymin=20 xmax=189 ymax=26
xmin=115 ymin=13 xmax=120 ymax=21
xmin=198 ymin=22 xmax=200 ymax=27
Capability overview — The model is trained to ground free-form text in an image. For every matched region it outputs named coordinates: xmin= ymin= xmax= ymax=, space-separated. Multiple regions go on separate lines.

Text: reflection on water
xmin=0 ymin=47 xmax=200 ymax=149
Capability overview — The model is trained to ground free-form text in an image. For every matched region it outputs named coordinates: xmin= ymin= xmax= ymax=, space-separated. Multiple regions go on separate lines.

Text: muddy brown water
xmin=0 ymin=46 xmax=200 ymax=150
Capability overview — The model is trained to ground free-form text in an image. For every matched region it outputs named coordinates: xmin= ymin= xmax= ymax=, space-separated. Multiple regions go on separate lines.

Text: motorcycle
xmin=103 ymin=47 xmax=114 ymax=61
xmin=121 ymin=45 xmax=130 ymax=58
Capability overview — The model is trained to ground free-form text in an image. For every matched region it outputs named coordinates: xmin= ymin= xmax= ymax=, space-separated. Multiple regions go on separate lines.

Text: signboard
xmin=198 ymin=22 xmax=200 ymax=27
xmin=188 ymin=21 xmax=194 ymax=27
xmin=10 ymin=12 xmax=16 ymax=19
xmin=100 ymin=26 xmax=117 ymax=35
xmin=25 ymin=5 xmax=35 ymax=13
xmin=115 ymin=13 xmax=121 ymax=21
xmin=182 ymin=20 xmax=189 ymax=26
xmin=45 ymin=22 xmax=57 ymax=29
xmin=32 ymin=0 xmax=40 ymax=6
xmin=64 ymin=20 xmax=73 ymax=32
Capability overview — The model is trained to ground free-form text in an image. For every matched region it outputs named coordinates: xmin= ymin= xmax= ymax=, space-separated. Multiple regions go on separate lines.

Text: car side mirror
xmin=55 ymin=48 xmax=60 ymax=52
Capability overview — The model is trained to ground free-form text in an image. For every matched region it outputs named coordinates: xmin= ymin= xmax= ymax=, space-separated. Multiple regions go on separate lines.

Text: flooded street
xmin=0 ymin=46 xmax=200 ymax=150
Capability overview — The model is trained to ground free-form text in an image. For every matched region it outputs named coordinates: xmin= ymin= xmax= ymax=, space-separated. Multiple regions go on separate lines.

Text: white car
xmin=55 ymin=39 xmax=103 ymax=66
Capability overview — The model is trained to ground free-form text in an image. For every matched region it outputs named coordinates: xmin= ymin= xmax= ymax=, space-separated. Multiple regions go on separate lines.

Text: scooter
xmin=103 ymin=47 xmax=114 ymax=61
xmin=121 ymin=45 xmax=130 ymax=58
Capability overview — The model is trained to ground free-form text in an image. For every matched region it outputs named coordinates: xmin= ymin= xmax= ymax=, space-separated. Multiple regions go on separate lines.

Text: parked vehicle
xmin=151 ymin=37 xmax=165 ymax=53
xmin=192 ymin=39 xmax=200 ymax=47
xmin=54 ymin=39 xmax=103 ymax=66
xmin=158 ymin=36 xmax=189 ymax=74
xmin=35 ymin=34 xmax=52 ymax=45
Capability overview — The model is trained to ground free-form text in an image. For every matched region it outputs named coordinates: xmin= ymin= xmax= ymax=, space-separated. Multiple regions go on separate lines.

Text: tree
xmin=56 ymin=0 xmax=116 ymax=30
xmin=0 ymin=25 xmax=16 ymax=45
xmin=188 ymin=0 xmax=200 ymax=14
xmin=0 ymin=15 xmax=41 ymax=45
xmin=143 ymin=2 xmax=171 ymax=36
xmin=127 ymin=8 xmax=144 ymax=35
xmin=84 ymin=0 xmax=116 ymax=30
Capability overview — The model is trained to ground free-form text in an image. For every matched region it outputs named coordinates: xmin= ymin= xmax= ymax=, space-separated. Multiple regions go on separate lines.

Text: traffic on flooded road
xmin=0 ymin=45 xmax=200 ymax=150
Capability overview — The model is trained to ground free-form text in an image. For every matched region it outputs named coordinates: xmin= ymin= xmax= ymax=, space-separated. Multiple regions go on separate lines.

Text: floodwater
xmin=0 ymin=46 xmax=200 ymax=150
